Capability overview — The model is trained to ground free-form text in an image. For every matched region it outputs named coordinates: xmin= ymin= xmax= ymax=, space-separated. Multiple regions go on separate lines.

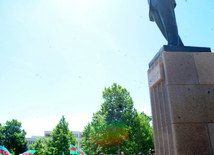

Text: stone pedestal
xmin=148 ymin=46 xmax=214 ymax=155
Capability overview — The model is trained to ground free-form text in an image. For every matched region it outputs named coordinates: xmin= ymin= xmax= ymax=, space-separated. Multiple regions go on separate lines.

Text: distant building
xmin=72 ymin=131 xmax=84 ymax=149
xmin=26 ymin=136 xmax=39 ymax=147
xmin=26 ymin=131 xmax=83 ymax=148
xmin=44 ymin=131 xmax=51 ymax=138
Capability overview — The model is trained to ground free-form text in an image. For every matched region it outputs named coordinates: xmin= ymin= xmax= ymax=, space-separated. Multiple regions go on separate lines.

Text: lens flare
xmin=89 ymin=123 xmax=129 ymax=146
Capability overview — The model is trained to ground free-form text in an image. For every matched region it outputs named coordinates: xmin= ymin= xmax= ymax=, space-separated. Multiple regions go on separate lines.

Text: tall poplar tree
xmin=49 ymin=116 xmax=77 ymax=155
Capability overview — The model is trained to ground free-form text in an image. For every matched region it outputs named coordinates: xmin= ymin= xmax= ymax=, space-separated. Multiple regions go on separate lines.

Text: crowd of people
xmin=120 ymin=149 xmax=155 ymax=155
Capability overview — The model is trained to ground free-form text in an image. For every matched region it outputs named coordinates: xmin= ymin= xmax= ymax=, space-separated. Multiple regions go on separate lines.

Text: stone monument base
xmin=148 ymin=46 xmax=214 ymax=155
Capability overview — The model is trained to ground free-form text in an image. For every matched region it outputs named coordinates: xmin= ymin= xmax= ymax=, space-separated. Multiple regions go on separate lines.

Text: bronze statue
xmin=148 ymin=0 xmax=184 ymax=46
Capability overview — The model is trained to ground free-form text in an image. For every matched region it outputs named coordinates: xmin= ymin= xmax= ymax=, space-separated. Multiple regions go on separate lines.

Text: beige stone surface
xmin=162 ymin=52 xmax=199 ymax=85
xmin=173 ymin=123 xmax=211 ymax=155
xmin=161 ymin=81 xmax=175 ymax=155
xmin=193 ymin=53 xmax=214 ymax=84
xmin=159 ymin=81 xmax=175 ymax=154
xmin=150 ymin=80 xmax=175 ymax=154
xmin=208 ymin=123 xmax=214 ymax=154
xmin=150 ymin=88 xmax=160 ymax=155
xmin=166 ymin=125 xmax=175 ymax=155
xmin=148 ymin=52 xmax=214 ymax=154
xmin=167 ymin=85 xmax=214 ymax=123
xmin=154 ymin=86 xmax=164 ymax=155
xmin=158 ymin=83 xmax=167 ymax=146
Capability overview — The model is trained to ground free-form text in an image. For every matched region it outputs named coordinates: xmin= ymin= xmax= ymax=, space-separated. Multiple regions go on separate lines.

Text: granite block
xmin=193 ymin=53 xmax=214 ymax=84
xmin=160 ymin=81 xmax=175 ymax=154
xmin=148 ymin=51 xmax=214 ymax=154
xmin=157 ymin=84 xmax=167 ymax=155
xmin=208 ymin=123 xmax=214 ymax=154
xmin=167 ymin=85 xmax=214 ymax=123
xmin=172 ymin=123 xmax=211 ymax=155
xmin=150 ymin=88 xmax=160 ymax=155
xmin=162 ymin=52 xmax=199 ymax=85
xmin=166 ymin=124 xmax=175 ymax=155
xmin=149 ymin=45 xmax=211 ymax=68
xmin=154 ymin=86 xmax=164 ymax=155
xmin=161 ymin=81 xmax=173 ymax=127
xmin=158 ymin=84 xmax=167 ymax=128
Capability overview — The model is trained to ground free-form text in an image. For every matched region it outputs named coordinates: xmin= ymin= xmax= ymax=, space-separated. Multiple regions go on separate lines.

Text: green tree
xmin=101 ymin=83 xmax=134 ymax=123
xmin=49 ymin=116 xmax=77 ymax=155
xmin=100 ymin=83 xmax=134 ymax=154
xmin=0 ymin=123 xmax=4 ymax=145
xmin=29 ymin=138 xmax=47 ymax=155
xmin=44 ymin=138 xmax=54 ymax=155
xmin=1 ymin=119 xmax=27 ymax=155
xmin=81 ymin=83 xmax=154 ymax=155
xmin=80 ymin=123 xmax=100 ymax=155
xmin=138 ymin=112 xmax=154 ymax=153
xmin=125 ymin=111 xmax=154 ymax=154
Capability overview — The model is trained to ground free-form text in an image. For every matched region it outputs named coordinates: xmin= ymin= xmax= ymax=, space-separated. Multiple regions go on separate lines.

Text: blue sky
xmin=0 ymin=0 xmax=213 ymax=137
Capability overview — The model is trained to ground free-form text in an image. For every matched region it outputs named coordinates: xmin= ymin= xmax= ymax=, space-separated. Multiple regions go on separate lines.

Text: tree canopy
xmin=29 ymin=138 xmax=46 ymax=155
xmin=29 ymin=116 xmax=77 ymax=155
xmin=81 ymin=83 xmax=154 ymax=155
xmin=0 ymin=119 xmax=27 ymax=155
xmin=0 ymin=83 xmax=154 ymax=155
xmin=50 ymin=116 xmax=77 ymax=155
